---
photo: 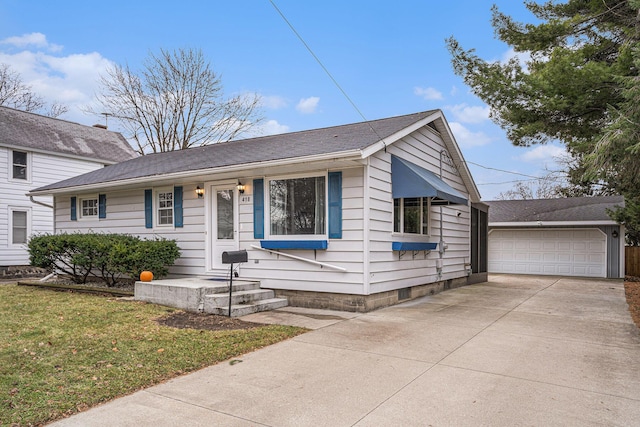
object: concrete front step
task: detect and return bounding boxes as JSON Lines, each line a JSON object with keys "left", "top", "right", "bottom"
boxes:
{"left": 206, "top": 297, "right": 289, "bottom": 317}
{"left": 203, "top": 289, "right": 277, "bottom": 309}
{"left": 135, "top": 277, "right": 287, "bottom": 316}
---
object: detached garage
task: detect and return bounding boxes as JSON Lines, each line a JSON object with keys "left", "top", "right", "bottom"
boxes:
{"left": 486, "top": 196, "right": 625, "bottom": 279}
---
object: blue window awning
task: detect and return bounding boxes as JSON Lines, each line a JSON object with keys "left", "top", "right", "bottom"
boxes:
{"left": 391, "top": 156, "right": 468, "bottom": 205}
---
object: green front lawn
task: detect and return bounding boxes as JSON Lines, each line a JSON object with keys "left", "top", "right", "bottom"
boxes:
{"left": 0, "top": 284, "right": 305, "bottom": 426}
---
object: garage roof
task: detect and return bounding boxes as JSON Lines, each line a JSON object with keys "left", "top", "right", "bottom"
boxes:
{"left": 486, "top": 196, "right": 624, "bottom": 223}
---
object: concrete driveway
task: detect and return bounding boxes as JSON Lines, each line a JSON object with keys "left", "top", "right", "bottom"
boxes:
{"left": 51, "top": 274, "right": 640, "bottom": 426}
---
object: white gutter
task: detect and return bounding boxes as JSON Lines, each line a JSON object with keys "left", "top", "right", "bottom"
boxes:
{"left": 28, "top": 149, "right": 364, "bottom": 196}
{"left": 29, "top": 195, "right": 53, "bottom": 209}
{"left": 250, "top": 245, "right": 347, "bottom": 272}
{"left": 490, "top": 221, "right": 618, "bottom": 227}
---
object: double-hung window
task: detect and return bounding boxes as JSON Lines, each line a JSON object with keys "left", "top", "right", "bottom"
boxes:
{"left": 269, "top": 176, "right": 325, "bottom": 236}
{"left": 157, "top": 191, "right": 174, "bottom": 226}
{"left": 80, "top": 197, "right": 98, "bottom": 218}
{"left": 11, "top": 210, "right": 28, "bottom": 245}
{"left": 394, "top": 197, "right": 430, "bottom": 235}
{"left": 12, "top": 150, "right": 28, "bottom": 180}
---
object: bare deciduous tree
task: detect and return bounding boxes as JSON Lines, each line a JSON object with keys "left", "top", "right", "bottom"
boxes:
{"left": 90, "top": 48, "right": 262, "bottom": 154}
{"left": 496, "top": 173, "right": 566, "bottom": 200}
{"left": 0, "top": 63, "right": 68, "bottom": 117}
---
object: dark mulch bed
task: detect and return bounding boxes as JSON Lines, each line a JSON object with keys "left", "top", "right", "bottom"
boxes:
{"left": 156, "top": 311, "right": 265, "bottom": 331}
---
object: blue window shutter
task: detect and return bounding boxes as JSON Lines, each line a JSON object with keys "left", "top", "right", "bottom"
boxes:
{"left": 328, "top": 171, "right": 342, "bottom": 239}
{"left": 144, "top": 189, "right": 153, "bottom": 229}
{"left": 98, "top": 194, "right": 107, "bottom": 219}
{"left": 253, "top": 178, "right": 264, "bottom": 239}
{"left": 70, "top": 196, "right": 77, "bottom": 221}
{"left": 174, "top": 186, "right": 183, "bottom": 228}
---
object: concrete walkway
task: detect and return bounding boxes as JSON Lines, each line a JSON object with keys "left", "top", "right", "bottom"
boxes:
{"left": 50, "top": 275, "right": 640, "bottom": 426}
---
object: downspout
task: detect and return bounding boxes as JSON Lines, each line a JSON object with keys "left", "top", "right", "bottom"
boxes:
{"left": 29, "top": 195, "right": 53, "bottom": 209}
{"left": 363, "top": 158, "right": 371, "bottom": 295}
{"left": 437, "top": 151, "right": 445, "bottom": 279}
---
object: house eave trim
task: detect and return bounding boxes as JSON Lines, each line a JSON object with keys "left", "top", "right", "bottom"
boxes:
{"left": 359, "top": 111, "right": 441, "bottom": 159}
{"left": 28, "top": 149, "right": 363, "bottom": 196}
{"left": 489, "top": 220, "right": 619, "bottom": 227}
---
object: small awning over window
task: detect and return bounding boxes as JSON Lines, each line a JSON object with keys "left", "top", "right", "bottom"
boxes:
{"left": 391, "top": 156, "right": 468, "bottom": 205}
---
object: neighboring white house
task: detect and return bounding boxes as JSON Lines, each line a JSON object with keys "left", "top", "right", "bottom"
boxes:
{"left": 0, "top": 106, "right": 137, "bottom": 270}
{"left": 486, "top": 196, "right": 625, "bottom": 279}
{"left": 29, "top": 110, "right": 488, "bottom": 310}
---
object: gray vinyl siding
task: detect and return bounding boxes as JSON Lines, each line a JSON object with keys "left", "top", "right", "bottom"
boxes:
{"left": 46, "top": 122, "right": 476, "bottom": 295}
{"left": 367, "top": 126, "right": 471, "bottom": 293}
{"left": 53, "top": 168, "right": 368, "bottom": 293}
{"left": 1, "top": 147, "right": 106, "bottom": 266}
{"left": 600, "top": 225, "right": 623, "bottom": 279}
{"left": 55, "top": 186, "right": 207, "bottom": 276}
{"left": 239, "top": 167, "right": 366, "bottom": 295}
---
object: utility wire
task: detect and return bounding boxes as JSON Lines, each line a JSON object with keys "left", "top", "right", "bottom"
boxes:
{"left": 465, "top": 160, "right": 543, "bottom": 179}
{"left": 478, "top": 178, "right": 540, "bottom": 186}
{"left": 269, "top": 0, "right": 366, "bottom": 122}
{"left": 269, "top": 1, "right": 566, "bottom": 181}
{"left": 268, "top": 0, "right": 389, "bottom": 148}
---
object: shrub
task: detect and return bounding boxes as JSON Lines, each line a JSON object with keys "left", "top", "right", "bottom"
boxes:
{"left": 28, "top": 233, "right": 181, "bottom": 286}
{"left": 109, "top": 237, "right": 181, "bottom": 280}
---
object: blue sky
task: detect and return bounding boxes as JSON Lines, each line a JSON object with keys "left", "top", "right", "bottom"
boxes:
{"left": 0, "top": 0, "right": 567, "bottom": 199}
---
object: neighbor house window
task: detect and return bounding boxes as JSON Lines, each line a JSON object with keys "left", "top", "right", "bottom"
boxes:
{"left": 11, "top": 210, "right": 28, "bottom": 244}
{"left": 80, "top": 197, "right": 98, "bottom": 218}
{"left": 270, "top": 176, "right": 325, "bottom": 235}
{"left": 12, "top": 150, "right": 28, "bottom": 180}
{"left": 157, "top": 191, "right": 174, "bottom": 225}
{"left": 394, "top": 197, "right": 430, "bottom": 235}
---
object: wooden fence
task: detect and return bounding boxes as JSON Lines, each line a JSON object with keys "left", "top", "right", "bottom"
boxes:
{"left": 626, "top": 246, "right": 640, "bottom": 276}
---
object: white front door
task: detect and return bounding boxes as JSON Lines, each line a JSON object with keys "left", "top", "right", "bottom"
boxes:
{"left": 211, "top": 186, "right": 239, "bottom": 270}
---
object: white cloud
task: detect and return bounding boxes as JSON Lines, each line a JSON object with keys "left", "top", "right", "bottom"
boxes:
{"left": 446, "top": 103, "right": 490, "bottom": 124}
{"left": 519, "top": 145, "right": 567, "bottom": 164}
{"left": 255, "top": 119, "right": 290, "bottom": 136}
{"left": 261, "top": 95, "right": 288, "bottom": 110}
{"left": 0, "top": 37, "right": 114, "bottom": 124}
{"left": 413, "top": 86, "right": 443, "bottom": 101}
{"left": 500, "top": 47, "right": 532, "bottom": 70}
{"left": 448, "top": 122, "right": 492, "bottom": 148}
{"left": 296, "top": 96, "right": 319, "bottom": 114}
{"left": 0, "top": 32, "right": 63, "bottom": 52}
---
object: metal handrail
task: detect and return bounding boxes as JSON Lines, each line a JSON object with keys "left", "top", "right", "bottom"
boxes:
{"left": 250, "top": 245, "right": 347, "bottom": 272}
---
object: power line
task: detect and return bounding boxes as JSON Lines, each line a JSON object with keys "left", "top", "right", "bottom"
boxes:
{"left": 465, "top": 160, "right": 542, "bottom": 179}
{"left": 269, "top": 1, "right": 366, "bottom": 122}
{"left": 268, "top": 0, "right": 389, "bottom": 149}
{"left": 269, "top": 1, "right": 568, "bottom": 185}
{"left": 478, "top": 178, "right": 540, "bottom": 186}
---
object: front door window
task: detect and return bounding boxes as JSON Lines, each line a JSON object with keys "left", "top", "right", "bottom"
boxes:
{"left": 217, "top": 190, "right": 234, "bottom": 239}
{"left": 211, "top": 186, "right": 239, "bottom": 270}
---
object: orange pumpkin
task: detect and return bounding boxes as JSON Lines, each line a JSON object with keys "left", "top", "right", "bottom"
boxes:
{"left": 140, "top": 271, "right": 154, "bottom": 282}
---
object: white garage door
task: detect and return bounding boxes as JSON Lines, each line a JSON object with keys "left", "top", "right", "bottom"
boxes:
{"left": 488, "top": 229, "right": 606, "bottom": 278}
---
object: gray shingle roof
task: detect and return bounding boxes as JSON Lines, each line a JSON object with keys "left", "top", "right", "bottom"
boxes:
{"left": 0, "top": 106, "right": 137, "bottom": 164}
{"left": 486, "top": 196, "right": 624, "bottom": 223}
{"left": 32, "top": 110, "right": 436, "bottom": 192}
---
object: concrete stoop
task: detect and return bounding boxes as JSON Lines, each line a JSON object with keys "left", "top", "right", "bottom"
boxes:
{"left": 135, "top": 278, "right": 288, "bottom": 317}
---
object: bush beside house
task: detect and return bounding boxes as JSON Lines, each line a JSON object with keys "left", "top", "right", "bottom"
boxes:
{"left": 28, "top": 233, "right": 180, "bottom": 286}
